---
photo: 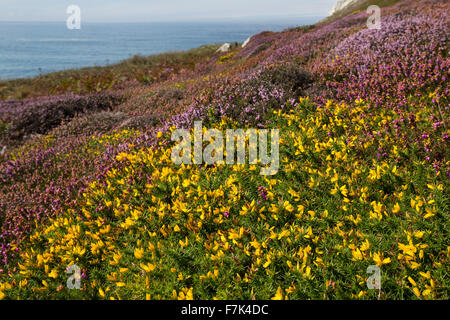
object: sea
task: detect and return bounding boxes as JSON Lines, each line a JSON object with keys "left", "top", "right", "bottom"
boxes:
{"left": 0, "top": 18, "right": 321, "bottom": 80}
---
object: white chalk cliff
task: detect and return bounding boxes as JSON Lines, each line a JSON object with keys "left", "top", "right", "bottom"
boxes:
{"left": 329, "top": 0, "right": 360, "bottom": 16}
{"left": 216, "top": 43, "right": 231, "bottom": 53}
{"left": 241, "top": 37, "right": 252, "bottom": 48}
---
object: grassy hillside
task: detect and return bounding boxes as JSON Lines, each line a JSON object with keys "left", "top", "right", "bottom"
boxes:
{"left": 0, "top": 0, "right": 448, "bottom": 300}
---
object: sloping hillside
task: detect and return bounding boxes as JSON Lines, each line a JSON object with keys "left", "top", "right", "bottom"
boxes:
{"left": 323, "top": 0, "right": 402, "bottom": 23}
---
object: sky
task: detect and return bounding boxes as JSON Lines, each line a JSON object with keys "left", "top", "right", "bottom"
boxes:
{"left": 0, "top": 0, "right": 337, "bottom": 22}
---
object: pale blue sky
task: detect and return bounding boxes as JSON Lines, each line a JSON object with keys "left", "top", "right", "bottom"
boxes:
{"left": 0, "top": 0, "right": 337, "bottom": 22}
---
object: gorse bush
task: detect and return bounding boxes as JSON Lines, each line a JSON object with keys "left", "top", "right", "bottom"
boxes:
{"left": 0, "top": 120, "right": 10, "bottom": 138}
{"left": 238, "top": 32, "right": 281, "bottom": 59}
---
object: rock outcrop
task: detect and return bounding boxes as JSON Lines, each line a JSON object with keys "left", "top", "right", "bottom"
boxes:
{"left": 329, "top": 0, "right": 360, "bottom": 16}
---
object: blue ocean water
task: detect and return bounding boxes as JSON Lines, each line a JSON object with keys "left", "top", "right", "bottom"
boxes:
{"left": 0, "top": 19, "right": 320, "bottom": 80}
